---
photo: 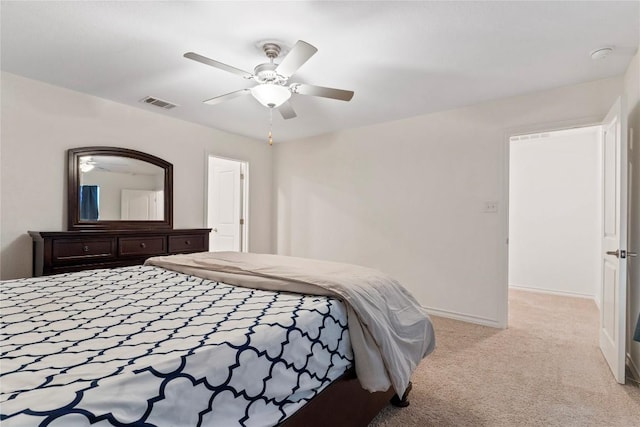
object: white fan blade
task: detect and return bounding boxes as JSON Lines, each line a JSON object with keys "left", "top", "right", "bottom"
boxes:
{"left": 292, "top": 83, "right": 354, "bottom": 101}
{"left": 184, "top": 52, "right": 254, "bottom": 79}
{"left": 203, "top": 89, "right": 251, "bottom": 105}
{"left": 279, "top": 101, "right": 297, "bottom": 120}
{"left": 275, "top": 40, "right": 318, "bottom": 78}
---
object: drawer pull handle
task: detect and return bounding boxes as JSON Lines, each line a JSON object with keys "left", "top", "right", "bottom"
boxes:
{"left": 185, "top": 240, "right": 191, "bottom": 245}
{"left": 140, "top": 242, "right": 146, "bottom": 249}
{"left": 82, "top": 245, "right": 89, "bottom": 253}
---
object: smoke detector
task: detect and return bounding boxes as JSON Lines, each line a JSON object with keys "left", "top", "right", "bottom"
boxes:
{"left": 590, "top": 47, "right": 614, "bottom": 60}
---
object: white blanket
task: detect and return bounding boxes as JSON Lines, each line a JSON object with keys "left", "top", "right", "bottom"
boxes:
{"left": 145, "top": 252, "right": 436, "bottom": 396}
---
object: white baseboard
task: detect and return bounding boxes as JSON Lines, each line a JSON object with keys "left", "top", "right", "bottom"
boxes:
{"left": 423, "top": 306, "right": 502, "bottom": 329}
{"left": 425, "top": 285, "right": 598, "bottom": 330}
{"left": 509, "top": 284, "right": 596, "bottom": 301}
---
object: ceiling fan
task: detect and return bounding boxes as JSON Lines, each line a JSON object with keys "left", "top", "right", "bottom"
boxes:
{"left": 184, "top": 40, "right": 354, "bottom": 120}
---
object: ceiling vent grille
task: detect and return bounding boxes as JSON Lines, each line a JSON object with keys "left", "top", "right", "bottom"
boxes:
{"left": 140, "top": 96, "right": 177, "bottom": 109}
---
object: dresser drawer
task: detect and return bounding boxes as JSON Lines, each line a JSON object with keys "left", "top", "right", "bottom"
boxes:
{"left": 30, "top": 229, "right": 211, "bottom": 276}
{"left": 52, "top": 238, "right": 116, "bottom": 263}
{"left": 118, "top": 236, "right": 166, "bottom": 257}
{"left": 168, "top": 234, "right": 207, "bottom": 253}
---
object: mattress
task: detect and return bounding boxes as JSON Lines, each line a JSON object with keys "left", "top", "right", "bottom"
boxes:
{"left": 0, "top": 266, "right": 353, "bottom": 426}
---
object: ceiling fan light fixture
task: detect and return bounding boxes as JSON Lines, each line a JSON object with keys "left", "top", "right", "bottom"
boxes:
{"left": 251, "top": 84, "right": 291, "bottom": 108}
{"left": 80, "top": 163, "right": 94, "bottom": 173}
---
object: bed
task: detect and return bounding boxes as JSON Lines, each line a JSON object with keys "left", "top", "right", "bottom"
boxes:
{"left": 1, "top": 252, "right": 435, "bottom": 426}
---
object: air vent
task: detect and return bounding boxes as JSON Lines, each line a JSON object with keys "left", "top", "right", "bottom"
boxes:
{"left": 140, "top": 96, "right": 177, "bottom": 109}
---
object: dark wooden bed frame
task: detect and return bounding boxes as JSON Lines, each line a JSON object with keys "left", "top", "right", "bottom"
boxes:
{"left": 280, "top": 368, "right": 412, "bottom": 426}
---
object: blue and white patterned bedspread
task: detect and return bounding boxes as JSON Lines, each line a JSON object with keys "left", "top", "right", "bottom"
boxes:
{"left": 0, "top": 266, "right": 353, "bottom": 426}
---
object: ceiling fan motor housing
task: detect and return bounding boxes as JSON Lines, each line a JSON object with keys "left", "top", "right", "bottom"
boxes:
{"left": 253, "top": 63, "right": 288, "bottom": 85}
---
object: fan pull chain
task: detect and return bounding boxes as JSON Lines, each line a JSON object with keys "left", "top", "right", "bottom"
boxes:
{"left": 268, "top": 108, "right": 273, "bottom": 146}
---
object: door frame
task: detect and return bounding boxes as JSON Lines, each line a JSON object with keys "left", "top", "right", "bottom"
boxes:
{"left": 205, "top": 153, "right": 249, "bottom": 252}
{"left": 499, "top": 115, "right": 604, "bottom": 328}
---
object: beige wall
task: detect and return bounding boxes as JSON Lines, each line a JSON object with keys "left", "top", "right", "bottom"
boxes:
{"left": 624, "top": 51, "right": 640, "bottom": 376}
{"left": 0, "top": 72, "right": 273, "bottom": 279}
{"left": 274, "top": 76, "right": 622, "bottom": 327}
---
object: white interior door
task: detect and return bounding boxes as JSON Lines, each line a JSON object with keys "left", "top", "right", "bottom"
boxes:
{"left": 599, "top": 96, "right": 628, "bottom": 384}
{"left": 121, "top": 189, "right": 161, "bottom": 220}
{"left": 208, "top": 157, "right": 242, "bottom": 252}
{"left": 155, "top": 191, "right": 164, "bottom": 220}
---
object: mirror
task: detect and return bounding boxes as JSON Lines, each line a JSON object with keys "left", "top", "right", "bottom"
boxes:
{"left": 68, "top": 147, "right": 173, "bottom": 230}
{"left": 78, "top": 156, "right": 165, "bottom": 221}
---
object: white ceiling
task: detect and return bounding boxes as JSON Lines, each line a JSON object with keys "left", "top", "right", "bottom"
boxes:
{"left": 1, "top": 1, "right": 638, "bottom": 142}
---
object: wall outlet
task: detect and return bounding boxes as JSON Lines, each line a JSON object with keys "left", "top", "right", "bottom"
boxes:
{"left": 483, "top": 201, "right": 499, "bottom": 213}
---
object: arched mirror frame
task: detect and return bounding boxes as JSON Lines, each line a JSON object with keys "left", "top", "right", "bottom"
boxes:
{"left": 68, "top": 146, "right": 173, "bottom": 230}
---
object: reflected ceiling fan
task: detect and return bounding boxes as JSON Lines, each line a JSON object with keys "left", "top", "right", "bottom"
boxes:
{"left": 184, "top": 40, "right": 354, "bottom": 120}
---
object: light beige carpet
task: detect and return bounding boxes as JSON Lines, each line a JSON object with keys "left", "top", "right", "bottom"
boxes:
{"left": 370, "top": 289, "right": 640, "bottom": 426}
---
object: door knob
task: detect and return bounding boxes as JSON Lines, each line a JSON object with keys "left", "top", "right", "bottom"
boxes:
{"left": 213, "top": 228, "right": 218, "bottom": 233}
{"left": 606, "top": 249, "right": 637, "bottom": 259}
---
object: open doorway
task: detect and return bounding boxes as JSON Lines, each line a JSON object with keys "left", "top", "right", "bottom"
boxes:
{"left": 508, "top": 126, "right": 602, "bottom": 302}
{"left": 505, "top": 99, "right": 631, "bottom": 384}
{"left": 206, "top": 155, "right": 248, "bottom": 252}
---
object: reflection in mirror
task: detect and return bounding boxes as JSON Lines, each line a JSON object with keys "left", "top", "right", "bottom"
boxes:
{"left": 78, "top": 155, "right": 165, "bottom": 221}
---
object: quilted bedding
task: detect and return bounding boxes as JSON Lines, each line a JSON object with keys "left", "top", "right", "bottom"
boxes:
{"left": 0, "top": 266, "right": 352, "bottom": 427}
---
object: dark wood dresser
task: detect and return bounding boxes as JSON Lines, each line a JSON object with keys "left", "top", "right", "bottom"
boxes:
{"left": 29, "top": 229, "right": 210, "bottom": 276}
